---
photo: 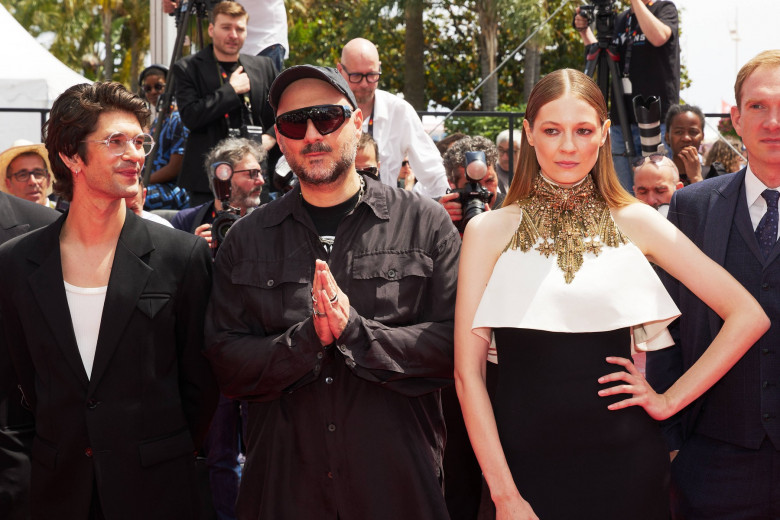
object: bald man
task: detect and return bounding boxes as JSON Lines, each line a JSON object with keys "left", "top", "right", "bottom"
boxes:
{"left": 633, "top": 155, "right": 684, "bottom": 216}
{"left": 337, "top": 38, "right": 449, "bottom": 197}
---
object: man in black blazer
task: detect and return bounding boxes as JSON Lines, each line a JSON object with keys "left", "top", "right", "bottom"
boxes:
{"left": 173, "top": 1, "right": 277, "bottom": 206}
{"left": 647, "top": 50, "right": 780, "bottom": 518}
{"left": 0, "top": 193, "right": 58, "bottom": 520}
{"left": 0, "top": 82, "right": 218, "bottom": 519}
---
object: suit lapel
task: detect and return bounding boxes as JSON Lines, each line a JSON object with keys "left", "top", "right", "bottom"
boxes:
{"left": 702, "top": 171, "right": 745, "bottom": 339}
{"left": 27, "top": 215, "right": 90, "bottom": 387}
{"left": 0, "top": 195, "right": 29, "bottom": 242}
{"left": 88, "top": 212, "right": 154, "bottom": 393}
{"left": 734, "top": 182, "right": 766, "bottom": 264}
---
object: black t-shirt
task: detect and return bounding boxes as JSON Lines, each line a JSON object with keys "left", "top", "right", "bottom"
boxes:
{"left": 218, "top": 60, "right": 245, "bottom": 129}
{"left": 610, "top": 0, "right": 680, "bottom": 125}
{"left": 302, "top": 189, "right": 362, "bottom": 255}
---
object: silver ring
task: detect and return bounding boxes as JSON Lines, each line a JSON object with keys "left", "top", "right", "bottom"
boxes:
{"left": 313, "top": 309, "right": 324, "bottom": 317}
{"left": 329, "top": 292, "right": 338, "bottom": 304}
{"left": 311, "top": 293, "right": 318, "bottom": 304}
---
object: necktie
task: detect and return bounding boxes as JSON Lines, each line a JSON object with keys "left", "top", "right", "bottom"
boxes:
{"left": 755, "top": 189, "right": 780, "bottom": 259}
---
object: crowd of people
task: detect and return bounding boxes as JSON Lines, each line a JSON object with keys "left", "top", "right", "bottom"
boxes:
{"left": 0, "top": 1, "right": 778, "bottom": 519}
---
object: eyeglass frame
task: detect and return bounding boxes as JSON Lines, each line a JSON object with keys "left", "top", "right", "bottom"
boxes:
{"left": 339, "top": 63, "right": 381, "bottom": 84}
{"left": 81, "top": 132, "right": 155, "bottom": 157}
{"left": 233, "top": 168, "right": 263, "bottom": 180}
{"left": 631, "top": 153, "right": 668, "bottom": 169}
{"left": 6, "top": 168, "right": 50, "bottom": 183}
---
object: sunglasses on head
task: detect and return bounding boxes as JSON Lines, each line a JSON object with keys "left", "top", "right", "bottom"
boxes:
{"left": 275, "top": 105, "right": 352, "bottom": 140}
{"left": 632, "top": 153, "right": 666, "bottom": 168}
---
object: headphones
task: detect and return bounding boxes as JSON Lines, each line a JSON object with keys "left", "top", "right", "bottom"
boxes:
{"left": 138, "top": 64, "right": 169, "bottom": 87}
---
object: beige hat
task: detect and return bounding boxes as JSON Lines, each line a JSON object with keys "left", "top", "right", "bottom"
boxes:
{"left": 0, "top": 139, "right": 53, "bottom": 196}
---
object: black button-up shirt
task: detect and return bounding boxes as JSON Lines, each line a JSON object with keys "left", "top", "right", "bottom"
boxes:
{"left": 205, "top": 175, "right": 460, "bottom": 520}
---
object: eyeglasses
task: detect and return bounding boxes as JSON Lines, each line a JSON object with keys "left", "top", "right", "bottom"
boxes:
{"left": 632, "top": 153, "right": 666, "bottom": 168}
{"left": 143, "top": 82, "right": 165, "bottom": 93}
{"left": 339, "top": 63, "right": 381, "bottom": 84}
{"left": 233, "top": 168, "right": 263, "bottom": 180}
{"left": 358, "top": 166, "right": 378, "bottom": 179}
{"left": 275, "top": 105, "right": 353, "bottom": 140}
{"left": 82, "top": 132, "right": 155, "bottom": 156}
{"left": 7, "top": 168, "right": 49, "bottom": 183}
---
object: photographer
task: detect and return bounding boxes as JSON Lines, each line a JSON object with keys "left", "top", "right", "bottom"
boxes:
{"left": 575, "top": 0, "right": 680, "bottom": 190}
{"left": 438, "top": 135, "right": 503, "bottom": 231}
{"left": 171, "top": 137, "right": 264, "bottom": 251}
{"left": 173, "top": 1, "right": 277, "bottom": 206}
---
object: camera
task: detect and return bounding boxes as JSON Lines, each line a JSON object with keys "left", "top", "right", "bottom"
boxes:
{"left": 576, "top": 0, "right": 617, "bottom": 41}
{"left": 209, "top": 162, "right": 242, "bottom": 256}
{"left": 448, "top": 151, "right": 493, "bottom": 233}
{"left": 632, "top": 95, "right": 666, "bottom": 156}
{"left": 227, "top": 125, "right": 264, "bottom": 146}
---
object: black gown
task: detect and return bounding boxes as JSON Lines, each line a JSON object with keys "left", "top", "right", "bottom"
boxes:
{"left": 493, "top": 327, "right": 670, "bottom": 520}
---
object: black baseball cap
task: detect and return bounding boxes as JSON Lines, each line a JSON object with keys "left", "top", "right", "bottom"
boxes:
{"left": 268, "top": 65, "right": 358, "bottom": 115}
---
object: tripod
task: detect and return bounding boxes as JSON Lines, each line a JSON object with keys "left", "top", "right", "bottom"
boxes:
{"left": 583, "top": 20, "right": 636, "bottom": 164}
{"left": 142, "top": 0, "right": 211, "bottom": 184}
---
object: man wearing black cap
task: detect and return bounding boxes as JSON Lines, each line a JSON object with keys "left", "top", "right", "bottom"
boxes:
{"left": 205, "top": 65, "right": 459, "bottom": 519}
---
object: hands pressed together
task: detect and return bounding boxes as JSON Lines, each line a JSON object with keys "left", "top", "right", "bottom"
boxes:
{"left": 311, "top": 259, "right": 350, "bottom": 346}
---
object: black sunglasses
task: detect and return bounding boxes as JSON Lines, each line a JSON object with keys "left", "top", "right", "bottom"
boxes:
{"left": 358, "top": 166, "right": 379, "bottom": 179}
{"left": 275, "top": 105, "right": 352, "bottom": 140}
{"left": 632, "top": 153, "right": 666, "bottom": 168}
{"left": 143, "top": 82, "right": 165, "bottom": 93}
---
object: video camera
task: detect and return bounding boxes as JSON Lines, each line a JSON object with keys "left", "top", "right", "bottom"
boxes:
{"left": 172, "top": 0, "right": 221, "bottom": 26}
{"left": 209, "top": 162, "right": 242, "bottom": 255}
{"left": 448, "top": 151, "right": 493, "bottom": 233}
{"left": 577, "top": 0, "right": 618, "bottom": 41}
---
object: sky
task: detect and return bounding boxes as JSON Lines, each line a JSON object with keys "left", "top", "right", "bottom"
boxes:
{"left": 678, "top": 0, "right": 780, "bottom": 116}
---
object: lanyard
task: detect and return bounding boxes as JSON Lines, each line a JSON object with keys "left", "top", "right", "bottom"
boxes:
{"left": 215, "top": 57, "right": 255, "bottom": 126}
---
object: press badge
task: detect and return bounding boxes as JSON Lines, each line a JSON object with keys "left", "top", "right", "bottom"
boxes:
{"left": 622, "top": 77, "right": 633, "bottom": 96}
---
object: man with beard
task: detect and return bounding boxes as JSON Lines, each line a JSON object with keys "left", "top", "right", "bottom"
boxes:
{"left": 337, "top": 38, "right": 449, "bottom": 197}
{"left": 204, "top": 65, "right": 459, "bottom": 520}
{"left": 170, "top": 137, "right": 265, "bottom": 251}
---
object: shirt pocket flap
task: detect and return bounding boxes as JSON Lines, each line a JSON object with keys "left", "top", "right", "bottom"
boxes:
{"left": 352, "top": 251, "right": 433, "bottom": 281}
{"left": 231, "top": 259, "right": 311, "bottom": 289}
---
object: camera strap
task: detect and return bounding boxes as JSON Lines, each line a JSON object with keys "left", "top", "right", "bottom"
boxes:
{"left": 622, "top": 13, "right": 635, "bottom": 78}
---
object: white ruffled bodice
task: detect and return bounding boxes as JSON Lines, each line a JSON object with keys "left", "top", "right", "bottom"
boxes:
{"left": 472, "top": 235, "right": 680, "bottom": 363}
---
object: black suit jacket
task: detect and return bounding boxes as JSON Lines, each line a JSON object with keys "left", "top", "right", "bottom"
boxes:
{"left": 646, "top": 169, "right": 773, "bottom": 450}
{"left": 0, "top": 210, "right": 218, "bottom": 519}
{"left": 0, "top": 193, "right": 58, "bottom": 520}
{"left": 173, "top": 44, "right": 277, "bottom": 195}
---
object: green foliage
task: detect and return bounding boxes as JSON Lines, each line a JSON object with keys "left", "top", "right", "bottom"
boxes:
{"left": 1, "top": 0, "right": 150, "bottom": 86}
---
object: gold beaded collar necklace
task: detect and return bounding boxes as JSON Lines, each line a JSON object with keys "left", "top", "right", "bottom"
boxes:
{"left": 504, "top": 174, "right": 628, "bottom": 283}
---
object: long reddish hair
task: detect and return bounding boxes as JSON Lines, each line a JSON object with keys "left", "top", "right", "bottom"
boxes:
{"left": 502, "top": 68, "right": 634, "bottom": 208}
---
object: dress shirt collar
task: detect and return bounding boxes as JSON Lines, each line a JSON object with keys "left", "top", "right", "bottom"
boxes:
{"left": 744, "top": 163, "right": 773, "bottom": 210}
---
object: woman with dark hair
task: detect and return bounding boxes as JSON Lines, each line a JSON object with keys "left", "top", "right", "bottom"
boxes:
{"left": 454, "top": 69, "right": 768, "bottom": 519}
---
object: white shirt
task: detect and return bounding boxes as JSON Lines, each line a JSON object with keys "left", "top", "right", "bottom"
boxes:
{"left": 363, "top": 89, "right": 450, "bottom": 198}
{"left": 141, "top": 210, "right": 174, "bottom": 228}
{"left": 64, "top": 281, "right": 108, "bottom": 379}
{"left": 242, "top": 0, "right": 289, "bottom": 57}
{"left": 744, "top": 164, "right": 780, "bottom": 238}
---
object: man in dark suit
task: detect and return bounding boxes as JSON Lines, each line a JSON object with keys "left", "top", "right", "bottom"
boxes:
{"left": 647, "top": 50, "right": 780, "bottom": 518}
{"left": 0, "top": 82, "right": 218, "bottom": 519}
{"left": 0, "top": 193, "right": 58, "bottom": 520}
{"left": 173, "top": 0, "right": 277, "bottom": 206}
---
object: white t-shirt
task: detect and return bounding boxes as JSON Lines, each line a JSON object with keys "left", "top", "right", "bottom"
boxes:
{"left": 242, "top": 0, "right": 289, "bottom": 57}
{"left": 64, "top": 281, "right": 107, "bottom": 379}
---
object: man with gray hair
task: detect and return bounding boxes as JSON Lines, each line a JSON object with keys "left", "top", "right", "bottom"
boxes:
{"left": 438, "top": 135, "right": 503, "bottom": 229}
{"left": 171, "top": 137, "right": 266, "bottom": 248}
